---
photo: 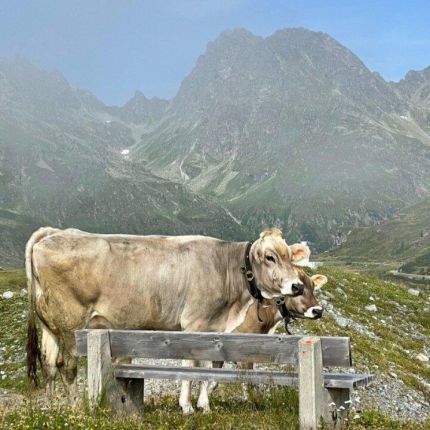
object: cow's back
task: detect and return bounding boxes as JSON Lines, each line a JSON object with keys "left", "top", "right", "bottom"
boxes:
{"left": 31, "top": 229, "right": 235, "bottom": 333}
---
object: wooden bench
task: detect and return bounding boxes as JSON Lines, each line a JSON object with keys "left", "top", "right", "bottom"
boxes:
{"left": 75, "top": 329, "right": 372, "bottom": 429}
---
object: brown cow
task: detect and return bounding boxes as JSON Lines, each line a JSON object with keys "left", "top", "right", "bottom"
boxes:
{"left": 190, "top": 270, "right": 328, "bottom": 412}
{"left": 25, "top": 226, "right": 310, "bottom": 412}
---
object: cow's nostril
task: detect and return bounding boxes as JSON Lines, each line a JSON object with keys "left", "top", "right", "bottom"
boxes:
{"left": 312, "top": 308, "right": 323, "bottom": 318}
{"left": 291, "top": 282, "right": 304, "bottom": 296}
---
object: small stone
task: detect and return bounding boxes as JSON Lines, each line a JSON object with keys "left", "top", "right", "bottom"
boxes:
{"left": 369, "top": 296, "right": 375, "bottom": 301}
{"left": 389, "top": 371, "right": 398, "bottom": 379}
{"left": 365, "top": 304, "right": 377, "bottom": 312}
{"left": 335, "top": 316, "right": 350, "bottom": 328}
{"left": 408, "top": 288, "right": 420, "bottom": 297}
{"left": 1, "top": 291, "right": 14, "bottom": 299}
{"left": 20, "top": 288, "right": 27, "bottom": 296}
{"left": 416, "top": 353, "right": 429, "bottom": 362}
{"left": 335, "top": 287, "right": 347, "bottom": 298}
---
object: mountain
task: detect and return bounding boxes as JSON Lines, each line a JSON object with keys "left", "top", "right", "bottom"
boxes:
{"left": 2, "top": 28, "right": 430, "bottom": 266}
{"left": 0, "top": 58, "right": 247, "bottom": 267}
{"left": 135, "top": 28, "right": 430, "bottom": 249}
{"left": 107, "top": 90, "right": 168, "bottom": 124}
{"left": 392, "top": 65, "right": 430, "bottom": 135}
{"left": 327, "top": 198, "right": 430, "bottom": 275}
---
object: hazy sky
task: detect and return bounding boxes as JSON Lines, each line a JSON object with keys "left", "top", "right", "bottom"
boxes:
{"left": 1, "top": 0, "right": 429, "bottom": 105}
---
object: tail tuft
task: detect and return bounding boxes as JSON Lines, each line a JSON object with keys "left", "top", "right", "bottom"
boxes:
{"left": 26, "top": 317, "right": 41, "bottom": 386}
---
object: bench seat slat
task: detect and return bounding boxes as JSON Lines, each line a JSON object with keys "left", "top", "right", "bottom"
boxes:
{"left": 113, "top": 364, "right": 372, "bottom": 389}
{"left": 75, "top": 330, "right": 352, "bottom": 367}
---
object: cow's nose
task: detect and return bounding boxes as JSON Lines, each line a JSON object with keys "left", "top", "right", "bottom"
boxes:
{"left": 291, "top": 282, "right": 304, "bottom": 296}
{"left": 312, "top": 308, "right": 323, "bottom": 319}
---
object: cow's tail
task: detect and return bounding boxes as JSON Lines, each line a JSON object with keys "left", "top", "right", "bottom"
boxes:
{"left": 25, "top": 227, "right": 59, "bottom": 386}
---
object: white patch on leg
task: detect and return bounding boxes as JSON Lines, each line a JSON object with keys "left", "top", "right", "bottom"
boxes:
{"left": 197, "top": 361, "right": 212, "bottom": 413}
{"left": 41, "top": 326, "right": 59, "bottom": 396}
{"left": 179, "top": 360, "right": 195, "bottom": 414}
{"left": 197, "top": 381, "right": 211, "bottom": 412}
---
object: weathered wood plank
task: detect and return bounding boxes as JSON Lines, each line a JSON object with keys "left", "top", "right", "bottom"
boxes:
{"left": 299, "top": 337, "right": 324, "bottom": 430}
{"left": 112, "top": 364, "right": 371, "bottom": 389}
{"left": 75, "top": 330, "right": 351, "bottom": 367}
{"left": 85, "top": 330, "right": 144, "bottom": 416}
{"left": 87, "top": 330, "right": 111, "bottom": 406}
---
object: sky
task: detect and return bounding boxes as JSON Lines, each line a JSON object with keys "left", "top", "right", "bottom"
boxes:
{"left": 0, "top": 0, "right": 429, "bottom": 105}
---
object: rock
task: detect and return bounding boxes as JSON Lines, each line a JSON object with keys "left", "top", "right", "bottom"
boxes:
{"left": 19, "top": 288, "right": 27, "bottom": 296}
{"left": 335, "top": 287, "right": 347, "bottom": 298}
{"left": 1, "top": 291, "right": 14, "bottom": 299}
{"left": 408, "top": 288, "right": 420, "bottom": 297}
{"left": 335, "top": 316, "right": 350, "bottom": 328}
{"left": 365, "top": 304, "right": 377, "bottom": 312}
{"left": 369, "top": 296, "right": 375, "bottom": 301}
{"left": 416, "top": 353, "right": 429, "bottom": 363}
{"left": 389, "top": 372, "right": 398, "bottom": 379}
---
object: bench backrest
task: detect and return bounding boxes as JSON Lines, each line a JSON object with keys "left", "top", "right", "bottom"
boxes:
{"left": 75, "top": 330, "right": 352, "bottom": 367}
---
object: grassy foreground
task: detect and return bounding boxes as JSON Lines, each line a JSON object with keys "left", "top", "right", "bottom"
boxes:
{"left": 1, "top": 390, "right": 429, "bottom": 430}
{"left": 0, "top": 268, "right": 429, "bottom": 429}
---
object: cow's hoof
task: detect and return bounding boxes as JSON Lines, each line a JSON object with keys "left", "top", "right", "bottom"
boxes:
{"left": 181, "top": 404, "right": 195, "bottom": 415}
{"left": 198, "top": 404, "right": 211, "bottom": 414}
{"left": 197, "top": 401, "right": 211, "bottom": 413}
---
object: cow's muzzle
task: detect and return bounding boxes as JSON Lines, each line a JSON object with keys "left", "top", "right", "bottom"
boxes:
{"left": 291, "top": 282, "right": 304, "bottom": 296}
{"left": 312, "top": 308, "right": 323, "bottom": 319}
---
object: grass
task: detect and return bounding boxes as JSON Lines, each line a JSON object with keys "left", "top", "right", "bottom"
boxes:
{"left": 1, "top": 391, "right": 429, "bottom": 430}
{"left": 0, "top": 269, "right": 28, "bottom": 392}
{"left": 296, "top": 267, "right": 430, "bottom": 398}
{"left": 0, "top": 268, "right": 429, "bottom": 428}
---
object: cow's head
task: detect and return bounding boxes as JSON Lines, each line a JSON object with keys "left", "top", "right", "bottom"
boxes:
{"left": 285, "top": 271, "right": 328, "bottom": 319}
{"left": 251, "top": 228, "right": 311, "bottom": 299}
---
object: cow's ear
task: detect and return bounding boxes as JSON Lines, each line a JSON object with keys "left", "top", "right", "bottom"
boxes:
{"left": 289, "top": 243, "right": 311, "bottom": 266}
{"left": 311, "top": 274, "right": 328, "bottom": 290}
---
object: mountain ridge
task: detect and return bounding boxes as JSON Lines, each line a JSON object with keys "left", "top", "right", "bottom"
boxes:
{"left": 1, "top": 27, "right": 430, "bottom": 266}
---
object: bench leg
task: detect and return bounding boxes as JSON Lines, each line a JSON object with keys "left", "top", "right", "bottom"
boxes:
{"left": 298, "top": 337, "right": 324, "bottom": 430}
{"left": 107, "top": 377, "right": 144, "bottom": 416}
{"left": 86, "top": 330, "right": 144, "bottom": 416}
{"left": 324, "top": 387, "right": 350, "bottom": 427}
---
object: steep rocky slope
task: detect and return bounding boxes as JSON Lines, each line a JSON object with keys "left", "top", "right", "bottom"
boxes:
{"left": 135, "top": 28, "right": 430, "bottom": 249}
{"left": 0, "top": 58, "right": 247, "bottom": 267}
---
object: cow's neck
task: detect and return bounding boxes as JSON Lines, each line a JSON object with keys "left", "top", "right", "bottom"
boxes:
{"left": 222, "top": 242, "right": 258, "bottom": 332}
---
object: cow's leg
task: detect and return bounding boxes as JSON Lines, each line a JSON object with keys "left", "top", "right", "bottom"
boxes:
{"left": 40, "top": 325, "right": 59, "bottom": 397}
{"left": 237, "top": 362, "right": 254, "bottom": 400}
{"left": 58, "top": 349, "right": 78, "bottom": 404}
{"left": 207, "top": 361, "right": 223, "bottom": 395}
{"left": 196, "top": 360, "right": 212, "bottom": 413}
{"left": 179, "top": 360, "right": 197, "bottom": 415}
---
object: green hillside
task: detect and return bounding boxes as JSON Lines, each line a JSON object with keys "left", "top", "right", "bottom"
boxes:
{"left": 0, "top": 267, "right": 429, "bottom": 428}
{"left": 328, "top": 199, "right": 430, "bottom": 275}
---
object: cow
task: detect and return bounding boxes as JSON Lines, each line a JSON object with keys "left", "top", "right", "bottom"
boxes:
{"left": 25, "top": 226, "right": 310, "bottom": 408}
{"left": 186, "top": 270, "right": 328, "bottom": 413}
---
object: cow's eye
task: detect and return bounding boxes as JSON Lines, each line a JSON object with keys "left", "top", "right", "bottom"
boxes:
{"left": 265, "top": 255, "right": 276, "bottom": 263}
